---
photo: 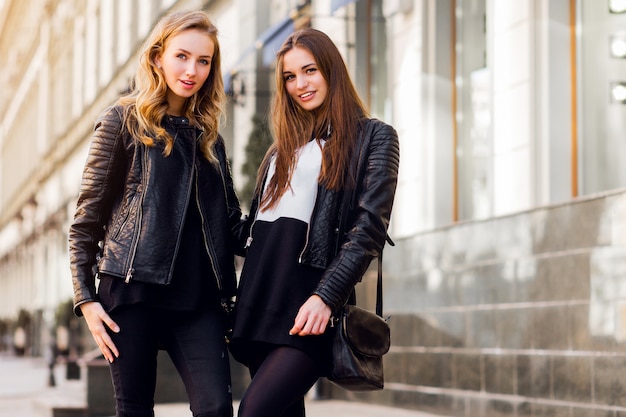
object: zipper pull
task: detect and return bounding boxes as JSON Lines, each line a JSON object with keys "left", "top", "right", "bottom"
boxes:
{"left": 245, "top": 236, "right": 253, "bottom": 248}
{"left": 125, "top": 268, "right": 134, "bottom": 284}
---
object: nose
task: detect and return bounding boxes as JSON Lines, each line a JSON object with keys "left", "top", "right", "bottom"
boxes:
{"left": 186, "top": 62, "right": 197, "bottom": 77}
{"left": 296, "top": 75, "right": 307, "bottom": 89}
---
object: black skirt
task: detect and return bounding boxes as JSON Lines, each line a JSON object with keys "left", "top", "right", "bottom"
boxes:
{"left": 229, "top": 218, "right": 334, "bottom": 372}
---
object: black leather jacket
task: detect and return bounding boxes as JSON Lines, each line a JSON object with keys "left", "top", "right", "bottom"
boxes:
{"left": 245, "top": 118, "right": 399, "bottom": 315}
{"left": 69, "top": 105, "right": 242, "bottom": 315}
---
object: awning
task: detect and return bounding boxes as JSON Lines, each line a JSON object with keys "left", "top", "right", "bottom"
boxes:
{"left": 331, "top": 0, "right": 358, "bottom": 14}
{"left": 258, "top": 16, "right": 295, "bottom": 66}
{"left": 224, "top": 13, "right": 297, "bottom": 94}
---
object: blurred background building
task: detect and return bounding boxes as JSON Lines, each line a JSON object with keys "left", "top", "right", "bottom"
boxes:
{"left": 1, "top": 0, "right": 626, "bottom": 415}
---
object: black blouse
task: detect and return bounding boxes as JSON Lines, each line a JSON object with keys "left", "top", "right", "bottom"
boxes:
{"left": 97, "top": 116, "right": 219, "bottom": 312}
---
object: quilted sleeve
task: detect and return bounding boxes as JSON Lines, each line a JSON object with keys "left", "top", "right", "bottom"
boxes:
{"left": 313, "top": 120, "right": 400, "bottom": 314}
{"left": 68, "top": 106, "right": 127, "bottom": 315}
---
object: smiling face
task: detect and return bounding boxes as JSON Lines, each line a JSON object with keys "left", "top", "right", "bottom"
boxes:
{"left": 282, "top": 46, "right": 328, "bottom": 113}
{"left": 155, "top": 28, "right": 214, "bottom": 116}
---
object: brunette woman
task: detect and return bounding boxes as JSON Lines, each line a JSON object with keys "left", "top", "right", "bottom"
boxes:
{"left": 230, "top": 28, "right": 400, "bottom": 417}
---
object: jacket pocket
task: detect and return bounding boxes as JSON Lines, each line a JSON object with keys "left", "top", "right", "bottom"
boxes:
{"left": 111, "top": 190, "right": 140, "bottom": 241}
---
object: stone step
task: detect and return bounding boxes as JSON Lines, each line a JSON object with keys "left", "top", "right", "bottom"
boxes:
{"left": 32, "top": 379, "right": 86, "bottom": 417}
{"left": 51, "top": 407, "right": 88, "bottom": 417}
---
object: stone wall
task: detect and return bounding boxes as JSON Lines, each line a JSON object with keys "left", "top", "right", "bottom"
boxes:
{"left": 322, "top": 189, "right": 626, "bottom": 416}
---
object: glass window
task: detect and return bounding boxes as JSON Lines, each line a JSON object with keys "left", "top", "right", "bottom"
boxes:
{"left": 354, "top": 0, "right": 388, "bottom": 119}
{"left": 421, "top": 0, "right": 455, "bottom": 228}
{"left": 579, "top": 0, "right": 626, "bottom": 194}
{"left": 455, "top": 0, "right": 491, "bottom": 221}
{"left": 352, "top": 0, "right": 388, "bottom": 119}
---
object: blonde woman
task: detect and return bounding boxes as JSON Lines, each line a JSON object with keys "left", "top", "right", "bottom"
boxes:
{"left": 69, "top": 10, "right": 241, "bottom": 417}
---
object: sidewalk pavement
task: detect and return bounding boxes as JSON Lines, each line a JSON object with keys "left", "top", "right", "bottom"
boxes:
{"left": 153, "top": 400, "right": 442, "bottom": 417}
{"left": 0, "top": 353, "right": 442, "bottom": 417}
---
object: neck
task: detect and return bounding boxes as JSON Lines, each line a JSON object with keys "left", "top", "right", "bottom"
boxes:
{"left": 166, "top": 93, "right": 185, "bottom": 117}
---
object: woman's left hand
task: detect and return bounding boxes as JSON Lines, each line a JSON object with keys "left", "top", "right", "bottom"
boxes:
{"left": 289, "top": 295, "right": 332, "bottom": 336}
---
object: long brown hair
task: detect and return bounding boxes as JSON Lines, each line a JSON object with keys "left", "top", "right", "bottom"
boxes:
{"left": 119, "top": 10, "right": 225, "bottom": 164}
{"left": 259, "top": 28, "right": 368, "bottom": 210}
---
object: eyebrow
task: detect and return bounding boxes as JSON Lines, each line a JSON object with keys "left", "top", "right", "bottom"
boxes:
{"left": 282, "top": 62, "right": 315, "bottom": 75}
{"left": 176, "top": 48, "right": 212, "bottom": 59}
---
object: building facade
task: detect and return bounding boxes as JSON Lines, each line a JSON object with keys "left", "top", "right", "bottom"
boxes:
{"left": 1, "top": 0, "right": 626, "bottom": 415}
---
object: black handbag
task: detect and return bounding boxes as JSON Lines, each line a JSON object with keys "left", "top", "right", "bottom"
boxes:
{"left": 327, "top": 255, "right": 391, "bottom": 391}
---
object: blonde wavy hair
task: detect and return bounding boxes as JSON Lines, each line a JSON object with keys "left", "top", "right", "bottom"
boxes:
{"left": 119, "top": 10, "right": 225, "bottom": 164}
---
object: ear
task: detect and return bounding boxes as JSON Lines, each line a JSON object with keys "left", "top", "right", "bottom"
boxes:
{"left": 154, "top": 57, "right": 162, "bottom": 69}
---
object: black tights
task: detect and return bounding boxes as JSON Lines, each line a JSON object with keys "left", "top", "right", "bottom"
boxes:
{"left": 237, "top": 346, "right": 320, "bottom": 417}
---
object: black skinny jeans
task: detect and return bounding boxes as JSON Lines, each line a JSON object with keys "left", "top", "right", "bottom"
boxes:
{"left": 107, "top": 304, "right": 233, "bottom": 417}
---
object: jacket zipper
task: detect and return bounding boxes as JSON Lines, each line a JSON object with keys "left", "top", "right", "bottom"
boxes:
{"left": 245, "top": 156, "right": 272, "bottom": 249}
{"left": 195, "top": 168, "right": 223, "bottom": 292}
{"left": 200, "top": 134, "right": 226, "bottom": 292}
{"left": 113, "top": 193, "right": 138, "bottom": 241}
{"left": 297, "top": 221, "right": 312, "bottom": 263}
{"left": 125, "top": 147, "right": 149, "bottom": 283}
{"left": 164, "top": 132, "right": 195, "bottom": 287}
{"left": 244, "top": 186, "right": 265, "bottom": 249}
{"left": 217, "top": 147, "right": 240, "bottom": 253}
{"left": 245, "top": 218, "right": 256, "bottom": 249}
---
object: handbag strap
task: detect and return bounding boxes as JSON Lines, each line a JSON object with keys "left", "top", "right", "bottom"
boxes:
{"left": 375, "top": 235, "right": 394, "bottom": 317}
{"left": 338, "top": 159, "right": 393, "bottom": 319}
{"left": 376, "top": 253, "right": 383, "bottom": 317}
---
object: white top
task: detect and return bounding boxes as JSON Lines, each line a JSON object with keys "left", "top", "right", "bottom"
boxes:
{"left": 257, "top": 139, "right": 325, "bottom": 224}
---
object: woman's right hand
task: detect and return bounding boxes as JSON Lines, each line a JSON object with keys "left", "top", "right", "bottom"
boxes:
{"left": 80, "top": 301, "right": 120, "bottom": 362}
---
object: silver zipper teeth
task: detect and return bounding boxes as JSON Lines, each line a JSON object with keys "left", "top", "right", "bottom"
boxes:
{"left": 245, "top": 191, "right": 262, "bottom": 249}
{"left": 125, "top": 205, "right": 141, "bottom": 283}
{"left": 297, "top": 221, "right": 312, "bottom": 264}
{"left": 114, "top": 195, "right": 136, "bottom": 240}
{"left": 245, "top": 220, "right": 256, "bottom": 249}
{"left": 124, "top": 147, "right": 149, "bottom": 283}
